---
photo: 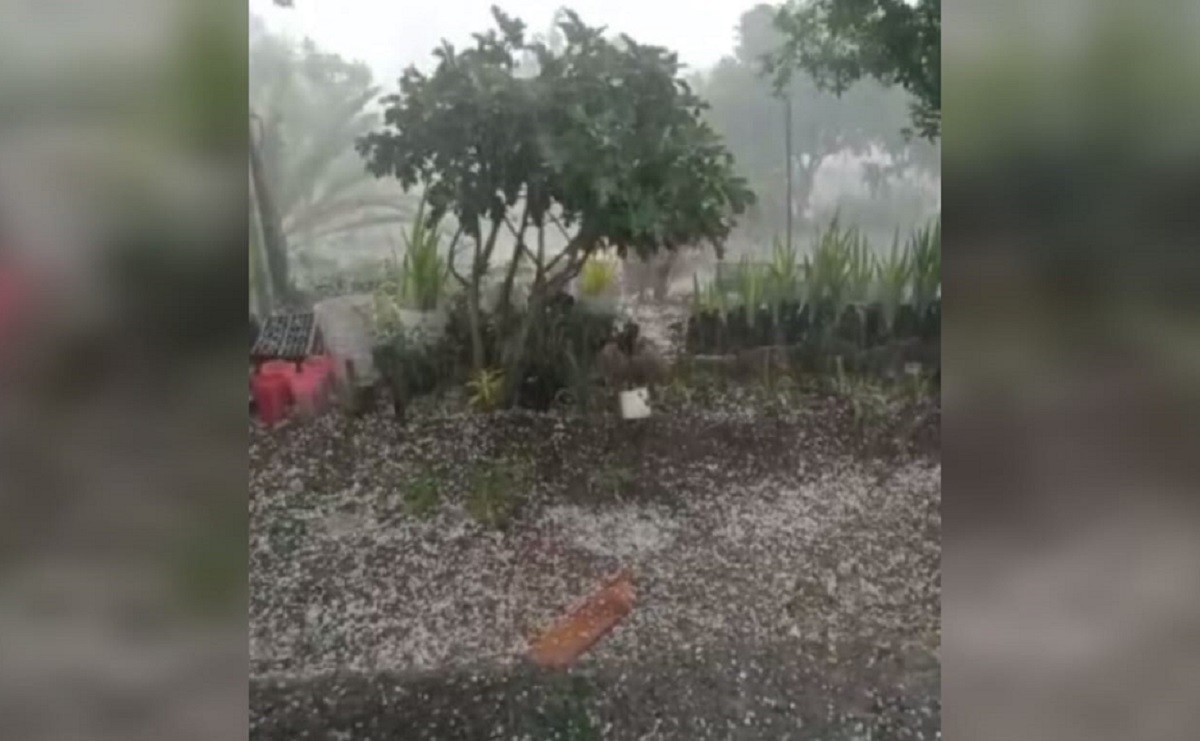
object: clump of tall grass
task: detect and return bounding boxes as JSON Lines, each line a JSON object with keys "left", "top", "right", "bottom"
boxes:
{"left": 398, "top": 194, "right": 448, "bottom": 311}
{"left": 908, "top": 219, "right": 940, "bottom": 313}
{"left": 804, "top": 214, "right": 875, "bottom": 312}
{"left": 875, "top": 230, "right": 914, "bottom": 332}
{"left": 371, "top": 195, "right": 450, "bottom": 336}
{"left": 688, "top": 214, "right": 940, "bottom": 338}
{"left": 692, "top": 272, "right": 728, "bottom": 315}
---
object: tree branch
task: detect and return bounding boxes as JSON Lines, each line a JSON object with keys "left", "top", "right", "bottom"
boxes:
{"left": 498, "top": 202, "right": 532, "bottom": 313}
{"left": 446, "top": 226, "right": 468, "bottom": 287}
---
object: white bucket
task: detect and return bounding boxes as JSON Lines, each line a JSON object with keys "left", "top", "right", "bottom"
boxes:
{"left": 619, "top": 387, "right": 652, "bottom": 420}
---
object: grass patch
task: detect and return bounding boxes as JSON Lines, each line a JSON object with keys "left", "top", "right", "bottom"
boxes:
{"left": 404, "top": 471, "right": 442, "bottom": 519}
{"left": 589, "top": 463, "right": 637, "bottom": 499}
{"left": 466, "top": 458, "right": 531, "bottom": 530}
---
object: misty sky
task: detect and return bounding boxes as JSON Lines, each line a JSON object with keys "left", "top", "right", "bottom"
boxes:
{"left": 249, "top": 0, "right": 759, "bottom": 82}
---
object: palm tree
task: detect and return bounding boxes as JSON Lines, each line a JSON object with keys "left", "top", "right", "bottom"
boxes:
{"left": 250, "top": 31, "right": 417, "bottom": 298}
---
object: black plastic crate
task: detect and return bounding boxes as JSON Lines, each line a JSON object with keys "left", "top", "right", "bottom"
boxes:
{"left": 251, "top": 312, "right": 322, "bottom": 363}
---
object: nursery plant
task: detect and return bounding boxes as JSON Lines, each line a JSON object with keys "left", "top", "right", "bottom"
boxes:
{"left": 692, "top": 273, "right": 728, "bottom": 315}
{"left": 466, "top": 367, "right": 507, "bottom": 412}
{"left": 766, "top": 235, "right": 804, "bottom": 304}
{"left": 909, "top": 217, "right": 941, "bottom": 314}
{"left": 578, "top": 255, "right": 619, "bottom": 298}
{"left": 876, "top": 229, "right": 914, "bottom": 333}
{"left": 398, "top": 194, "right": 449, "bottom": 311}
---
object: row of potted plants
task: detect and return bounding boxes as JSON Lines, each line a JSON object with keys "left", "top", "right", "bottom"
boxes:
{"left": 687, "top": 216, "right": 940, "bottom": 354}
{"left": 686, "top": 298, "right": 940, "bottom": 354}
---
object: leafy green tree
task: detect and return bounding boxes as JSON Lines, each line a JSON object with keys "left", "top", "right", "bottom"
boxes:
{"left": 358, "top": 7, "right": 753, "bottom": 374}
{"left": 766, "top": 0, "right": 941, "bottom": 140}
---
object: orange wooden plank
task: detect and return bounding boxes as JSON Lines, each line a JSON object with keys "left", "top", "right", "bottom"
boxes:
{"left": 528, "top": 570, "right": 635, "bottom": 669}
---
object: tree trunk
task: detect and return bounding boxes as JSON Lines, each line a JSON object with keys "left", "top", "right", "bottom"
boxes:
{"left": 466, "top": 277, "right": 485, "bottom": 371}
{"left": 652, "top": 251, "right": 676, "bottom": 301}
{"left": 249, "top": 172, "right": 274, "bottom": 316}
{"left": 783, "top": 95, "right": 794, "bottom": 250}
{"left": 793, "top": 155, "right": 824, "bottom": 230}
{"left": 249, "top": 120, "right": 292, "bottom": 305}
{"left": 497, "top": 243, "right": 524, "bottom": 322}
{"left": 463, "top": 217, "right": 504, "bottom": 373}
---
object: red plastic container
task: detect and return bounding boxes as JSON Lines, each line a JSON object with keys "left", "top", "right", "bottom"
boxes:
{"left": 290, "top": 369, "right": 327, "bottom": 417}
{"left": 260, "top": 359, "right": 300, "bottom": 381}
{"left": 251, "top": 372, "right": 292, "bottom": 426}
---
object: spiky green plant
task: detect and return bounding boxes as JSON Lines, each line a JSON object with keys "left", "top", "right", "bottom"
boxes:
{"left": 766, "top": 236, "right": 803, "bottom": 308}
{"left": 909, "top": 218, "right": 941, "bottom": 313}
{"left": 579, "top": 255, "right": 619, "bottom": 297}
{"left": 399, "top": 195, "right": 447, "bottom": 311}
{"left": 372, "top": 261, "right": 407, "bottom": 337}
{"left": 844, "top": 229, "right": 875, "bottom": 305}
{"left": 876, "top": 229, "right": 914, "bottom": 331}
{"left": 806, "top": 216, "right": 852, "bottom": 310}
{"left": 466, "top": 367, "right": 507, "bottom": 412}
{"left": 733, "top": 258, "right": 768, "bottom": 311}
{"left": 692, "top": 273, "right": 727, "bottom": 315}
{"left": 805, "top": 214, "right": 880, "bottom": 312}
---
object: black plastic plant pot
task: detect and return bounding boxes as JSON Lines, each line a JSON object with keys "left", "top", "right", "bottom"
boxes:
{"left": 893, "top": 304, "right": 920, "bottom": 340}
{"left": 810, "top": 300, "right": 838, "bottom": 338}
{"left": 789, "top": 302, "right": 811, "bottom": 344}
{"left": 920, "top": 299, "right": 941, "bottom": 341}
{"left": 776, "top": 301, "right": 798, "bottom": 343}
{"left": 754, "top": 307, "right": 775, "bottom": 346}
{"left": 517, "top": 367, "right": 561, "bottom": 411}
{"left": 697, "top": 312, "right": 720, "bottom": 354}
{"left": 725, "top": 307, "right": 750, "bottom": 351}
{"left": 685, "top": 315, "right": 700, "bottom": 353}
{"left": 863, "top": 302, "right": 886, "bottom": 347}
{"left": 835, "top": 305, "right": 865, "bottom": 347}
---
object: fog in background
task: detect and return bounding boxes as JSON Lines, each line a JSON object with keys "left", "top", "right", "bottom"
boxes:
{"left": 249, "top": 0, "right": 939, "bottom": 297}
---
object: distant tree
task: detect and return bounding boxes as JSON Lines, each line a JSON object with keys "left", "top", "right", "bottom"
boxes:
{"left": 250, "top": 31, "right": 416, "bottom": 299}
{"left": 697, "top": 4, "right": 930, "bottom": 242}
{"left": 766, "top": 0, "right": 941, "bottom": 140}
{"left": 358, "top": 7, "right": 753, "bottom": 373}
{"left": 252, "top": 35, "right": 415, "bottom": 243}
